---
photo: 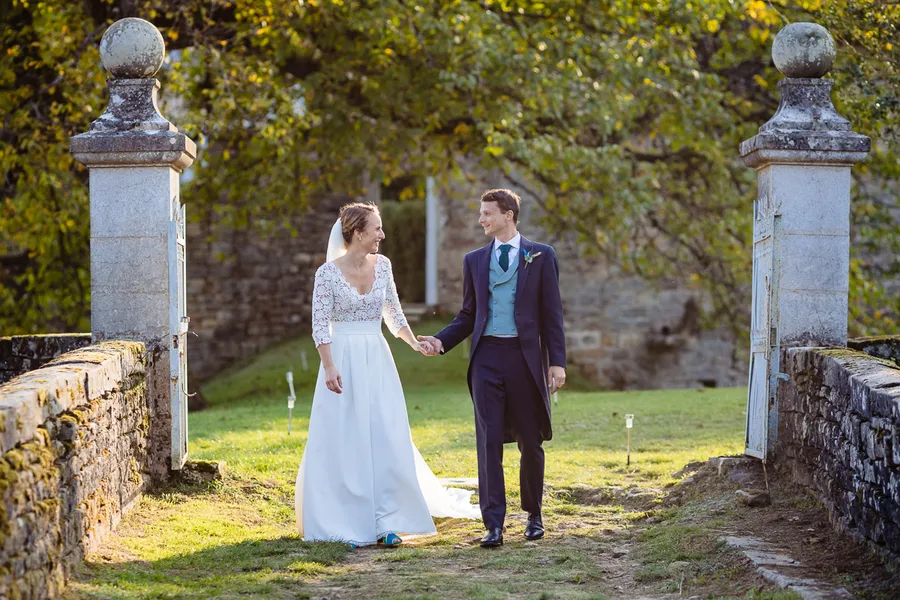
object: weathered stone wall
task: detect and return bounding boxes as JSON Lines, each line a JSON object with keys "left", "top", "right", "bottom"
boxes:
{"left": 186, "top": 174, "right": 742, "bottom": 390}
{"left": 187, "top": 194, "right": 349, "bottom": 381}
{"left": 777, "top": 342, "right": 900, "bottom": 556}
{"left": 848, "top": 336, "right": 900, "bottom": 366}
{"left": 0, "top": 334, "right": 92, "bottom": 385}
{"left": 434, "top": 170, "right": 743, "bottom": 390}
{"left": 0, "top": 342, "right": 168, "bottom": 598}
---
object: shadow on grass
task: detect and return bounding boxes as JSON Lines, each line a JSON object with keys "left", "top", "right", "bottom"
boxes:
{"left": 71, "top": 535, "right": 351, "bottom": 599}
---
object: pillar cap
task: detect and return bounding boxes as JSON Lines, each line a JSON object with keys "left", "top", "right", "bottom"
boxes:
{"left": 772, "top": 22, "right": 836, "bottom": 78}
{"left": 70, "top": 131, "right": 196, "bottom": 172}
{"left": 71, "top": 19, "right": 195, "bottom": 170}
{"left": 740, "top": 23, "right": 869, "bottom": 168}
{"left": 99, "top": 18, "right": 165, "bottom": 79}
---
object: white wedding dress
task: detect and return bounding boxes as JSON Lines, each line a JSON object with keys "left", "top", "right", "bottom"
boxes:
{"left": 295, "top": 254, "right": 480, "bottom": 546}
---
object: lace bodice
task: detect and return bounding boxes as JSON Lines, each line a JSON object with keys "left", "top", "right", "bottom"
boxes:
{"left": 312, "top": 254, "right": 409, "bottom": 347}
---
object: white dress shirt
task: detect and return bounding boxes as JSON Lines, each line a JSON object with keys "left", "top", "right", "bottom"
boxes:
{"left": 494, "top": 233, "right": 521, "bottom": 263}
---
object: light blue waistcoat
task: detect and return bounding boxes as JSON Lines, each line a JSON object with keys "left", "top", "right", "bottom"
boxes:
{"left": 484, "top": 246, "right": 519, "bottom": 336}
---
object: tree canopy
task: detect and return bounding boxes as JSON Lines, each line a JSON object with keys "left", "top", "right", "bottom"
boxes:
{"left": 2, "top": 0, "right": 898, "bottom": 339}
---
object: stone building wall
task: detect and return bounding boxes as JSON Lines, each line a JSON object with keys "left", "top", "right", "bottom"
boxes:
{"left": 777, "top": 342, "right": 900, "bottom": 556}
{"left": 185, "top": 176, "right": 743, "bottom": 389}
{"left": 0, "top": 341, "right": 169, "bottom": 598}
{"left": 0, "top": 334, "right": 92, "bottom": 385}
{"left": 434, "top": 171, "right": 744, "bottom": 390}
{"left": 187, "top": 194, "right": 349, "bottom": 381}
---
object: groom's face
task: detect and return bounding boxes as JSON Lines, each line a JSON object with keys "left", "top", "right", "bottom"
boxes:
{"left": 479, "top": 201, "right": 513, "bottom": 237}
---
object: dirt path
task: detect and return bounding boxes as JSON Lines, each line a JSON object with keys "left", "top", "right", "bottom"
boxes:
{"left": 67, "top": 459, "right": 898, "bottom": 599}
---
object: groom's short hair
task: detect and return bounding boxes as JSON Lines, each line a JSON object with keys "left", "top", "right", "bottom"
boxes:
{"left": 481, "top": 189, "right": 521, "bottom": 223}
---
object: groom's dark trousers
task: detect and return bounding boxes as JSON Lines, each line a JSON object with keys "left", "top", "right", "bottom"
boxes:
{"left": 473, "top": 336, "right": 545, "bottom": 530}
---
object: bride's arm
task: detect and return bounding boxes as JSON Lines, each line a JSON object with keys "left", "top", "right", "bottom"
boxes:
{"left": 382, "top": 257, "right": 408, "bottom": 335}
{"left": 381, "top": 257, "right": 429, "bottom": 352}
{"left": 312, "top": 265, "right": 342, "bottom": 393}
{"left": 396, "top": 325, "right": 422, "bottom": 350}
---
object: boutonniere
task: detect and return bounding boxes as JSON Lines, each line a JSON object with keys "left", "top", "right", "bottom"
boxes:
{"left": 523, "top": 249, "right": 542, "bottom": 268}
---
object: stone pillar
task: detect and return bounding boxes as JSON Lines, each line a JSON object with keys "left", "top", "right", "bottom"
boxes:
{"left": 70, "top": 18, "right": 195, "bottom": 472}
{"left": 741, "top": 22, "right": 870, "bottom": 347}
{"left": 740, "top": 23, "right": 870, "bottom": 460}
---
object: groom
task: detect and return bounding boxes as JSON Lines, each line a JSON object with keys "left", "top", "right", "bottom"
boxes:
{"left": 419, "top": 188, "right": 566, "bottom": 548}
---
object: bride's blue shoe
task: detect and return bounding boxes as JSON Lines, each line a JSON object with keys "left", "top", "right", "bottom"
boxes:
{"left": 377, "top": 533, "right": 402, "bottom": 546}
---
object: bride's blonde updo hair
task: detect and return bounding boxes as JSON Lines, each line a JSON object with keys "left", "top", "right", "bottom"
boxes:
{"left": 339, "top": 202, "right": 380, "bottom": 245}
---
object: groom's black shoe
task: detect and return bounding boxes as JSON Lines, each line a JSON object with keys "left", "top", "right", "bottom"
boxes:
{"left": 524, "top": 514, "right": 544, "bottom": 540}
{"left": 480, "top": 528, "right": 504, "bottom": 548}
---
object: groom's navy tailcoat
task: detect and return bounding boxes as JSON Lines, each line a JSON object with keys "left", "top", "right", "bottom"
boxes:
{"left": 435, "top": 236, "right": 567, "bottom": 443}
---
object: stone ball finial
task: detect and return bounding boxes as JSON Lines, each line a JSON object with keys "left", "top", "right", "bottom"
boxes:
{"left": 99, "top": 18, "right": 165, "bottom": 79}
{"left": 772, "top": 22, "right": 836, "bottom": 78}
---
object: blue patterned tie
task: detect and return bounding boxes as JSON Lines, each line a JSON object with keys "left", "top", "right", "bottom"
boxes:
{"left": 499, "top": 244, "right": 512, "bottom": 272}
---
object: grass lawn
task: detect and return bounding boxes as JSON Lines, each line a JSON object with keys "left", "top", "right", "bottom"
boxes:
{"left": 67, "top": 319, "right": 773, "bottom": 600}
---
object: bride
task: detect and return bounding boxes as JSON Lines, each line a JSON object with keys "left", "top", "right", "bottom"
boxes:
{"left": 295, "top": 202, "right": 480, "bottom": 547}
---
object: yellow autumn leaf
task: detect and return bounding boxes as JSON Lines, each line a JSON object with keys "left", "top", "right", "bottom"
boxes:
{"left": 707, "top": 19, "right": 720, "bottom": 33}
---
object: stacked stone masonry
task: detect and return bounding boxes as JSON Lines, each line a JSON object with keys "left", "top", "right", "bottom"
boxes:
{"left": 778, "top": 340, "right": 900, "bottom": 556}
{"left": 0, "top": 342, "right": 167, "bottom": 599}
{"left": 0, "top": 335, "right": 92, "bottom": 386}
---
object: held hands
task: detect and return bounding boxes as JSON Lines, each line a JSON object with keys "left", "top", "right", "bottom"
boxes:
{"left": 416, "top": 335, "right": 443, "bottom": 357}
{"left": 411, "top": 340, "right": 432, "bottom": 355}
{"left": 548, "top": 366, "right": 566, "bottom": 394}
{"left": 325, "top": 366, "right": 343, "bottom": 394}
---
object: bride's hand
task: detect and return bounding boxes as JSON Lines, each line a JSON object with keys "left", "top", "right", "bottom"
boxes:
{"left": 413, "top": 341, "right": 432, "bottom": 355}
{"left": 325, "top": 366, "right": 343, "bottom": 394}
{"left": 417, "top": 335, "right": 442, "bottom": 356}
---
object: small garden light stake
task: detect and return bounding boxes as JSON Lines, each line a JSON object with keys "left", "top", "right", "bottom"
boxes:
{"left": 625, "top": 414, "right": 634, "bottom": 466}
{"left": 300, "top": 349, "right": 309, "bottom": 372}
{"left": 287, "top": 370, "right": 297, "bottom": 434}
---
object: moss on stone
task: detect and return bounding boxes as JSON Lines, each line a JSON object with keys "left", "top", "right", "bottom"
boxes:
{"left": 35, "top": 427, "right": 51, "bottom": 447}
{"left": 818, "top": 348, "right": 898, "bottom": 371}
{"left": 129, "top": 458, "right": 142, "bottom": 486}
{"left": 59, "top": 409, "right": 88, "bottom": 425}
{"left": 35, "top": 497, "right": 58, "bottom": 515}
{"left": 4, "top": 449, "right": 27, "bottom": 470}
{"left": 138, "top": 412, "right": 150, "bottom": 436}
{"left": 849, "top": 335, "right": 900, "bottom": 344}
{"left": 0, "top": 458, "right": 19, "bottom": 489}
